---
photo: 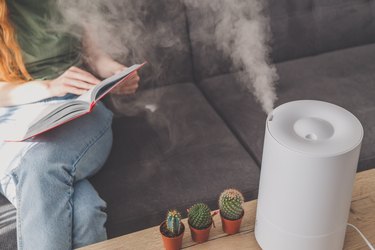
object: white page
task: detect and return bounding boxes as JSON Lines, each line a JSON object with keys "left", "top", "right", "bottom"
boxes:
{"left": 76, "top": 63, "right": 143, "bottom": 103}
{"left": 76, "top": 88, "right": 94, "bottom": 103}
{"left": 0, "top": 102, "right": 61, "bottom": 140}
{"left": 30, "top": 101, "right": 86, "bottom": 127}
{"left": 25, "top": 106, "right": 88, "bottom": 138}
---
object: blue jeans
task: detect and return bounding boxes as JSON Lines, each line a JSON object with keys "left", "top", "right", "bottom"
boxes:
{"left": 0, "top": 101, "right": 113, "bottom": 249}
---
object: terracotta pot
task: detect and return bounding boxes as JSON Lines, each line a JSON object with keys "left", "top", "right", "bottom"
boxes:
{"left": 188, "top": 221, "right": 212, "bottom": 243}
{"left": 220, "top": 211, "right": 244, "bottom": 235}
{"left": 160, "top": 222, "right": 185, "bottom": 250}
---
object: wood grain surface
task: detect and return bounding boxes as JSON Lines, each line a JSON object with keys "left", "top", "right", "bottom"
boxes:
{"left": 79, "top": 169, "right": 375, "bottom": 250}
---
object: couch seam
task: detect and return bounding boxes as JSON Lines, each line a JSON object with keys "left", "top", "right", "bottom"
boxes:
{"left": 107, "top": 189, "right": 259, "bottom": 228}
{"left": 182, "top": 2, "right": 261, "bottom": 167}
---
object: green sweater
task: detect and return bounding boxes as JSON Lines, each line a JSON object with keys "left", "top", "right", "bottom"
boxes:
{"left": 7, "top": 0, "right": 82, "bottom": 80}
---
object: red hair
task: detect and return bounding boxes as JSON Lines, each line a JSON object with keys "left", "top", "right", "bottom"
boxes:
{"left": 0, "top": 0, "right": 32, "bottom": 83}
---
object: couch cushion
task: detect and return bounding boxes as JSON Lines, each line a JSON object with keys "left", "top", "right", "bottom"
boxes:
{"left": 132, "top": 0, "right": 194, "bottom": 88}
{"left": 198, "top": 44, "right": 375, "bottom": 172}
{"left": 90, "top": 83, "right": 260, "bottom": 238}
{"left": 269, "top": 0, "right": 375, "bottom": 62}
{"left": 184, "top": 0, "right": 241, "bottom": 80}
{"left": 0, "top": 196, "right": 16, "bottom": 250}
{"left": 92, "top": 0, "right": 194, "bottom": 88}
{"left": 185, "top": 0, "right": 375, "bottom": 79}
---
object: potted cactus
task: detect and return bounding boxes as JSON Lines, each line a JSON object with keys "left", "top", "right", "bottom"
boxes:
{"left": 187, "top": 203, "right": 213, "bottom": 243}
{"left": 219, "top": 189, "right": 245, "bottom": 235}
{"left": 159, "top": 210, "right": 185, "bottom": 250}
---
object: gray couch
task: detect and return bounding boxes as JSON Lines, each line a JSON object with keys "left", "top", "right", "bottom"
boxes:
{"left": 2, "top": 0, "right": 375, "bottom": 249}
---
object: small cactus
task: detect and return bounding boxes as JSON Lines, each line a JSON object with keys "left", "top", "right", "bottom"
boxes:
{"left": 188, "top": 203, "right": 212, "bottom": 229}
{"left": 219, "top": 189, "right": 244, "bottom": 220}
{"left": 166, "top": 210, "right": 182, "bottom": 236}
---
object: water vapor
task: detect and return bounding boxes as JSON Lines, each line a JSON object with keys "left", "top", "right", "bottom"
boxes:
{"left": 54, "top": 0, "right": 186, "bottom": 85}
{"left": 55, "top": 0, "right": 278, "bottom": 114}
{"left": 186, "top": 0, "right": 279, "bottom": 113}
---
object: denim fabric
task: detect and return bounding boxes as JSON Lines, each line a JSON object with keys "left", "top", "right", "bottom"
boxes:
{"left": 0, "top": 98, "right": 113, "bottom": 250}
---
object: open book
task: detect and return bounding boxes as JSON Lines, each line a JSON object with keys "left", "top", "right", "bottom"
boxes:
{"left": 5, "top": 63, "right": 145, "bottom": 142}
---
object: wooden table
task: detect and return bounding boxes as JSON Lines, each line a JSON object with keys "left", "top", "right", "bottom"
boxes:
{"left": 79, "top": 169, "right": 375, "bottom": 250}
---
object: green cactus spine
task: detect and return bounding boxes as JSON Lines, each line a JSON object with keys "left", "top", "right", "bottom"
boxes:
{"left": 188, "top": 203, "right": 212, "bottom": 229}
{"left": 166, "top": 210, "right": 182, "bottom": 236}
{"left": 219, "top": 189, "right": 244, "bottom": 220}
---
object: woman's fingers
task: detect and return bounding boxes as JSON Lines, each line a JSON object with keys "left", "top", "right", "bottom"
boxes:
{"left": 122, "top": 89, "right": 137, "bottom": 94}
{"left": 62, "top": 76, "right": 97, "bottom": 96}
{"left": 124, "top": 80, "right": 139, "bottom": 88}
{"left": 116, "top": 81, "right": 139, "bottom": 91}
{"left": 114, "top": 66, "right": 127, "bottom": 74}
{"left": 117, "top": 72, "right": 140, "bottom": 85}
{"left": 66, "top": 67, "right": 100, "bottom": 85}
{"left": 111, "top": 84, "right": 137, "bottom": 95}
{"left": 130, "top": 73, "right": 140, "bottom": 83}
{"left": 64, "top": 79, "right": 95, "bottom": 90}
{"left": 124, "top": 73, "right": 140, "bottom": 87}
{"left": 63, "top": 85, "right": 88, "bottom": 95}
{"left": 49, "top": 67, "right": 103, "bottom": 97}
{"left": 109, "top": 71, "right": 141, "bottom": 95}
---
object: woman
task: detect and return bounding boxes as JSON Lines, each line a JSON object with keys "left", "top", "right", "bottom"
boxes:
{"left": 0, "top": 0, "right": 140, "bottom": 249}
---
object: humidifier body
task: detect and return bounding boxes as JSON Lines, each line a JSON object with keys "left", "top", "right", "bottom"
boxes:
{"left": 254, "top": 100, "right": 363, "bottom": 250}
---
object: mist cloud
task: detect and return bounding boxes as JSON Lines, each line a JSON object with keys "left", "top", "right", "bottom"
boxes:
{"left": 54, "top": 0, "right": 186, "bottom": 85}
{"left": 55, "top": 0, "right": 278, "bottom": 114}
{"left": 185, "top": 0, "right": 279, "bottom": 113}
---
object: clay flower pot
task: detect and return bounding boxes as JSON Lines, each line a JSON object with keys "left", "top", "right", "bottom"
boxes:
{"left": 188, "top": 221, "right": 212, "bottom": 243}
{"left": 160, "top": 222, "right": 185, "bottom": 250}
{"left": 220, "top": 211, "right": 244, "bottom": 235}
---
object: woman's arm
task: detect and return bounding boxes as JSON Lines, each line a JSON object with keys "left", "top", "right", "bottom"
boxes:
{"left": 0, "top": 66, "right": 100, "bottom": 107}
{"left": 82, "top": 28, "right": 140, "bottom": 94}
{"left": 0, "top": 79, "right": 51, "bottom": 106}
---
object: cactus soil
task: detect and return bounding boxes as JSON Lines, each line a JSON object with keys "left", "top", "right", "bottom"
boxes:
{"left": 160, "top": 222, "right": 185, "bottom": 250}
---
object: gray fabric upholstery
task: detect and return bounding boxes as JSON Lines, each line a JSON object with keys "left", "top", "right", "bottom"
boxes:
{"left": 0, "top": 84, "right": 260, "bottom": 243}
{"left": 185, "top": 0, "right": 375, "bottom": 79}
{"left": 199, "top": 44, "right": 375, "bottom": 172}
{"left": 118, "top": 0, "right": 194, "bottom": 88}
{"left": 0, "top": 196, "right": 16, "bottom": 250}
{"left": 90, "top": 83, "right": 260, "bottom": 237}
{"left": 269, "top": 0, "right": 375, "bottom": 62}
{"left": 184, "top": 0, "right": 235, "bottom": 80}
{"left": 2, "top": 0, "right": 375, "bottom": 247}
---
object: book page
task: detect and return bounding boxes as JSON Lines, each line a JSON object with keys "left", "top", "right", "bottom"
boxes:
{"left": 93, "top": 64, "right": 144, "bottom": 101}
{"left": 76, "top": 63, "right": 145, "bottom": 104}
{"left": 76, "top": 87, "right": 95, "bottom": 103}
{"left": 28, "top": 101, "right": 87, "bottom": 131}
{"left": 0, "top": 102, "right": 63, "bottom": 141}
{"left": 0, "top": 99, "right": 88, "bottom": 141}
{"left": 25, "top": 104, "right": 88, "bottom": 139}
{"left": 1, "top": 63, "right": 145, "bottom": 141}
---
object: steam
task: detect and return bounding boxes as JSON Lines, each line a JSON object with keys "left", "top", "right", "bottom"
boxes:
{"left": 55, "top": 0, "right": 278, "bottom": 114}
{"left": 185, "top": 0, "right": 279, "bottom": 113}
{"left": 54, "top": 0, "right": 186, "bottom": 84}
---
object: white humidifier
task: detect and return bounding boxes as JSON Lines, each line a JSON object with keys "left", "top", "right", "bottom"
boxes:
{"left": 254, "top": 100, "right": 363, "bottom": 250}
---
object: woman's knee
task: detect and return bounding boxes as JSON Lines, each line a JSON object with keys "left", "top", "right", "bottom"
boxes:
{"left": 74, "top": 126, "right": 113, "bottom": 180}
{"left": 17, "top": 103, "right": 113, "bottom": 180}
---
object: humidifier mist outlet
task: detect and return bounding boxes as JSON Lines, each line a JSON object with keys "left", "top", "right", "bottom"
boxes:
{"left": 254, "top": 100, "right": 363, "bottom": 250}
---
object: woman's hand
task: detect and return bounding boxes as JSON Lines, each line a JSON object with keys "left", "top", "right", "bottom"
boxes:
{"left": 82, "top": 28, "right": 140, "bottom": 95}
{"left": 111, "top": 71, "right": 140, "bottom": 95}
{"left": 0, "top": 67, "right": 99, "bottom": 106}
{"left": 91, "top": 55, "right": 141, "bottom": 95}
{"left": 46, "top": 66, "right": 100, "bottom": 96}
{"left": 91, "top": 54, "right": 125, "bottom": 79}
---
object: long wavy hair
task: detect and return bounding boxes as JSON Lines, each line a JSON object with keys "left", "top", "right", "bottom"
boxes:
{"left": 0, "top": 0, "right": 31, "bottom": 83}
